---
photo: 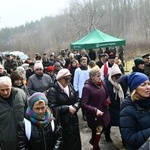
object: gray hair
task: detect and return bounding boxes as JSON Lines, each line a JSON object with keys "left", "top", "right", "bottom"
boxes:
{"left": 89, "top": 67, "right": 101, "bottom": 77}
{"left": 0, "top": 76, "right": 12, "bottom": 86}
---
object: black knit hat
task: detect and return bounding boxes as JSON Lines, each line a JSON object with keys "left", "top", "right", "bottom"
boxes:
{"left": 134, "top": 58, "right": 144, "bottom": 66}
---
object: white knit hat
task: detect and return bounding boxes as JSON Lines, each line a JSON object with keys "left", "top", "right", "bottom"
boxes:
{"left": 34, "top": 62, "right": 43, "bottom": 70}
{"left": 111, "top": 64, "right": 122, "bottom": 76}
{"left": 56, "top": 69, "right": 72, "bottom": 80}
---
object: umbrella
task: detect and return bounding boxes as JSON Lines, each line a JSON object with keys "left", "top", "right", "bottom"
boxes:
{"left": 93, "top": 126, "right": 103, "bottom": 150}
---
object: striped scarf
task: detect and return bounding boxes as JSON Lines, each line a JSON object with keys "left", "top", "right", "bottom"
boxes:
{"left": 26, "top": 106, "right": 52, "bottom": 127}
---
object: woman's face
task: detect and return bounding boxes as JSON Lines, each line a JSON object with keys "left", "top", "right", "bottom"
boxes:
{"left": 91, "top": 72, "right": 101, "bottom": 83}
{"left": 59, "top": 75, "right": 72, "bottom": 87}
{"left": 33, "top": 100, "right": 47, "bottom": 118}
{"left": 138, "top": 64, "right": 145, "bottom": 70}
{"left": 136, "top": 80, "right": 150, "bottom": 98}
{"left": 14, "top": 79, "right": 22, "bottom": 86}
{"left": 72, "top": 61, "right": 77, "bottom": 67}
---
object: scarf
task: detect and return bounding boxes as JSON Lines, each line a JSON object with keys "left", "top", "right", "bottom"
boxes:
{"left": 26, "top": 106, "right": 52, "bottom": 127}
{"left": 135, "top": 98, "right": 150, "bottom": 109}
{"left": 57, "top": 81, "right": 69, "bottom": 96}
{"left": 108, "top": 74, "right": 124, "bottom": 102}
{"left": 80, "top": 65, "right": 88, "bottom": 70}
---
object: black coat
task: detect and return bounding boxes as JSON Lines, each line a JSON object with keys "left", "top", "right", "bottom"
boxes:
{"left": 17, "top": 118, "right": 63, "bottom": 150}
{"left": 104, "top": 77, "right": 121, "bottom": 126}
{"left": 120, "top": 96, "right": 150, "bottom": 150}
{"left": 47, "top": 82, "right": 81, "bottom": 150}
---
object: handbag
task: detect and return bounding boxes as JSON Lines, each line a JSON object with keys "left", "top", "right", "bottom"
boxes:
{"left": 138, "top": 137, "right": 150, "bottom": 150}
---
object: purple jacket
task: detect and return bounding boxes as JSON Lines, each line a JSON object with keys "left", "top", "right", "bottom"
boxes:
{"left": 81, "top": 79, "right": 110, "bottom": 129}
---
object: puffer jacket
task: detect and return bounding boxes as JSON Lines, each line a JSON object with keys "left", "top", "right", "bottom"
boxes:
{"left": 81, "top": 79, "right": 110, "bottom": 129}
{"left": 120, "top": 96, "right": 150, "bottom": 150}
{"left": 17, "top": 118, "right": 63, "bottom": 150}
{"left": 0, "top": 88, "right": 27, "bottom": 150}
{"left": 47, "top": 82, "right": 81, "bottom": 150}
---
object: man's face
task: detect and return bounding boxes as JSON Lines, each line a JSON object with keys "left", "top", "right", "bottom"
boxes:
{"left": 0, "top": 84, "right": 12, "bottom": 98}
{"left": 35, "top": 68, "right": 43, "bottom": 76}
{"left": 80, "top": 60, "right": 87, "bottom": 67}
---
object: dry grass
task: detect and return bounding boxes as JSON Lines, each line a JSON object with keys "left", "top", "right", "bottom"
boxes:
{"left": 124, "top": 59, "right": 134, "bottom": 74}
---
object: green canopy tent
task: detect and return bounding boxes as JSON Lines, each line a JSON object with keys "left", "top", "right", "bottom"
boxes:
{"left": 70, "top": 29, "right": 126, "bottom": 50}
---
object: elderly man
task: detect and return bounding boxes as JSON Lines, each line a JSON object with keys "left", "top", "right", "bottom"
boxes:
{"left": 27, "top": 62, "right": 52, "bottom": 96}
{"left": 0, "top": 76, "right": 27, "bottom": 150}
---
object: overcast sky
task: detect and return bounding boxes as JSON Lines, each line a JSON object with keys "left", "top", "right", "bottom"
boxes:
{"left": 0, "top": 0, "right": 68, "bottom": 29}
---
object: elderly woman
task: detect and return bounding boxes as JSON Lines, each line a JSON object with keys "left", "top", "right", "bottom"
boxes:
{"left": 81, "top": 67, "right": 111, "bottom": 150}
{"left": 47, "top": 68, "right": 81, "bottom": 150}
{"left": 17, "top": 92, "right": 63, "bottom": 150}
{"left": 120, "top": 72, "right": 150, "bottom": 150}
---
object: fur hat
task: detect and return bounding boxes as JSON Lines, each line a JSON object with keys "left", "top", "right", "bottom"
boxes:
{"left": 128, "top": 72, "right": 149, "bottom": 92}
{"left": 34, "top": 62, "right": 43, "bottom": 70}
{"left": 27, "top": 92, "right": 48, "bottom": 108}
{"left": 56, "top": 68, "right": 71, "bottom": 80}
{"left": 134, "top": 58, "right": 144, "bottom": 67}
{"left": 110, "top": 64, "right": 122, "bottom": 76}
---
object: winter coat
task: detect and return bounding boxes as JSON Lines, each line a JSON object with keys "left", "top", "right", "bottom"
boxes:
{"left": 0, "top": 88, "right": 27, "bottom": 150}
{"left": 4, "top": 59, "right": 18, "bottom": 74}
{"left": 47, "top": 82, "right": 81, "bottom": 150}
{"left": 17, "top": 118, "right": 63, "bottom": 150}
{"left": 27, "top": 73, "right": 52, "bottom": 95}
{"left": 81, "top": 79, "right": 110, "bottom": 129}
{"left": 120, "top": 96, "right": 150, "bottom": 150}
{"left": 104, "top": 76, "right": 121, "bottom": 126}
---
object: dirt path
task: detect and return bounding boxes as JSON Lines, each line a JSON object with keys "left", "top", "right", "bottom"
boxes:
{"left": 78, "top": 110, "right": 126, "bottom": 150}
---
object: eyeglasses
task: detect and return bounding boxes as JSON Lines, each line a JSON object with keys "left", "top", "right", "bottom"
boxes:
{"left": 63, "top": 77, "right": 72, "bottom": 81}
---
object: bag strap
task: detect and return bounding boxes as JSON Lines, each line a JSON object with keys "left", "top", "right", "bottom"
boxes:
{"left": 24, "top": 118, "right": 55, "bottom": 141}
{"left": 51, "top": 119, "right": 55, "bottom": 132}
{"left": 24, "top": 118, "right": 31, "bottom": 141}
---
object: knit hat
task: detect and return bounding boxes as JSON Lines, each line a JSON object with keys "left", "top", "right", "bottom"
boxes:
{"left": 110, "top": 64, "right": 122, "bottom": 76}
{"left": 128, "top": 72, "right": 149, "bottom": 92}
{"left": 46, "top": 66, "right": 54, "bottom": 72}
{"left": 27, "top": 92, "right": 48, "bottom": 108}
{"left": 134, "top": 58, "right": 144, "bottom": 67}
{"left": 34, "top": 62, "right": 43, "bottom": 70}
{"left": 56, "top": 68, "right": 72, "bottom": 80}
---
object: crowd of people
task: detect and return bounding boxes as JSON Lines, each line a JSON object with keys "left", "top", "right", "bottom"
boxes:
{"left": 0, "top": 47, "right": 150, "bottom": 150}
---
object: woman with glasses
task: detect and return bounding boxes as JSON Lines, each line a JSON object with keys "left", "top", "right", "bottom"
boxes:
{"left": 104, "top": 64, "right": 124, "bottom": 142}
{"left": 47, "top": 68, "right": 81, "bottom": 150}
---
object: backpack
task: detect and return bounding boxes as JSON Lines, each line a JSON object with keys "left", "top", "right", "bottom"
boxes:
{"left": 24, "top": 118, "right": 55, "bottom": 140}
